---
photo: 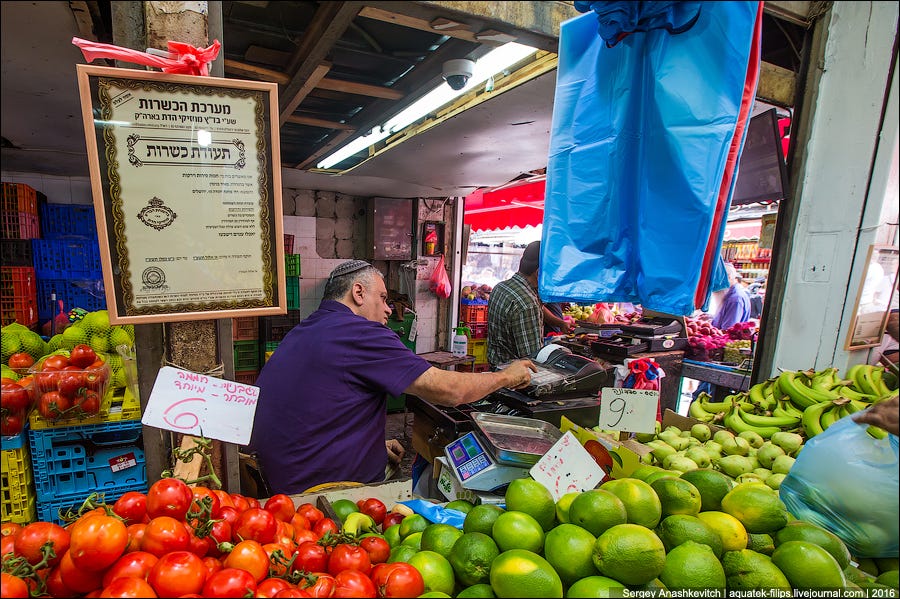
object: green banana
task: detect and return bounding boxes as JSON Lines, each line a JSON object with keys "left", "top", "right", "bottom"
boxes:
{"left": 774, "top": 399, "right": 804, "bottom": 419}
{"left": 819, "top": 404, "right": 840, "bottom": 430}
{"left": 689, "top": 399, "right": 715, "bottom": 422}
{"left": 852, "top": 364, "right": 880, "bottom": 396}
{"left": 724, "top": 405, "right": 782, "bottom": 438}
{"left": 739, "top": 409, "right": 801, "bottom": 428}
{"left": 835, "top": 384, "right": 877, "bottom": 402}
{"left": 801, "top": 400, "right": 834, "bottom": 438}
{"left": 810, "top": 367, "right": 839, "bottom": 391}
{"left": 836, "top": 405, "right": 850, "bottom": 420}
{"left": 870, "top": 367, "right": 892, "bottom": 397}
{"left": 760, "top": 381, "right": 777, "bottom": 410}
{"left": 867, "top": 425, "right": 888, "bottom": 440}
{"left": 778, "top": 371, "right": 837, "bottom": 409}
{"left": 748, "top": 382, "right": 775, "bottom": 411}
{"left": 842, "top": 398, "right": 871, "bottom": 414}
{"left": 698, "top": 395, "right": 732, "bottom": 414}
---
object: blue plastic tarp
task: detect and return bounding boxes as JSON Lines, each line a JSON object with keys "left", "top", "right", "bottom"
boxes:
{"left": 539, "top": 2, "right": 762, "bottom": 315}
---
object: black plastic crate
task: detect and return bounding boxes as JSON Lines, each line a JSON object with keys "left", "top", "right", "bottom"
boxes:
{"left": 260, "top": 310, "right": 304, "bottom": 343}
{"left": 1, "top": 239, "right": 33, "bottom": 266}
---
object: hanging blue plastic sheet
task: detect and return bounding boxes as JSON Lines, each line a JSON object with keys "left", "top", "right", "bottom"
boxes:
{"left": 539, "top": 2, "right": 762, "bottom": 315}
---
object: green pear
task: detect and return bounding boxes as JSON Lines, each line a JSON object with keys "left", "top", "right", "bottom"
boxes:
{"left": 704, "top": 440, "right": 723, "bottom": 455}
{"left": 685, "top": 447, "right": 712, "bottom": 468}
{"left": 664, "top": 426, "right": 682, "bottom": 435}
{"left": 691, "top": 423, "right": 712, "bottom": 442}
{"left": 765, "top": 473, "right": 786, "bottom": 490}
{"left": 715, "top": 455, "right": 754, "bottom": 477}
{"left": 659, "top": 431, "right": 691, "bottom": 451}
{"left": 635, "top": 430, "right": 657, "bottom": 443}
{"left": 680, "top": 429, "right": 692, "bottom": 438}
{"left": 721, "top": 436, "right": 751, "bottom": 456}
{"left": 647, "top": 440, "right": 677, "bottom": 463}
{"left": 664, "top": 455, "right": 700, "bottom": 473}
{"left": 770, "top": 432, "right": 803, "bottom": 455}
{"left": 753, "top": 468, "right": 772, "bottom": 481}
{"left": 745, "top": 455, "right": 760, "bottom": 470}
{"left": 771, "top": 455, "right": 796, "bottom": 475}
{"left": 640, "top": 451, "right": 655, "bottom": 465}
{"left": 756, "top": 442, "right": 786, "bottom": 469}
{"left": 736, "top": 473, "right": 765, "bottom": 485}
{"left": 713, "top": 429, "right": 735, "bottom": 445}
{"left": 739, "top": 430, "right": 765, "bottom": 449}
{"left": 685, "top": 437, "right": 702, "bottom": 447}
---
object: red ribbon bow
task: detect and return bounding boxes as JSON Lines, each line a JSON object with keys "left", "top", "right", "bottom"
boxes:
{"left": 72, "top": 37, "right": 221, "bottom": 77}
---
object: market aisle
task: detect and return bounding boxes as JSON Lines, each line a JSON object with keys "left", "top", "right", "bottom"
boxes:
{"left": 386, "top": 409, "right": 415, "bottom": 480}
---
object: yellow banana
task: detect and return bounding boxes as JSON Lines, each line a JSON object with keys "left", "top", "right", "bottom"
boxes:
{"left": 689, "top": 399, "right": 715, "bottom": 422}
{"left": 778, "top": 371, "right": 837, "bottom": 409}
{"left": 801, "top": 400, "right": 834, "bottom": 438}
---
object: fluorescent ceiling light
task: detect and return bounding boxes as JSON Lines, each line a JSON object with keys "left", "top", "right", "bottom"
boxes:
{"left": 316, "top": 42, "right": 538, "bottom": 170}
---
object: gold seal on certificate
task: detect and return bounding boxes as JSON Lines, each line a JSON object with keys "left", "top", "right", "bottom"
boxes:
{"left": 137, "top": 197, "right": 177, "bottom": 231}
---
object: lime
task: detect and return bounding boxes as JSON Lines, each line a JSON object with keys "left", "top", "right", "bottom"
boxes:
{"left": 387, "top": 544, "right": 417, "bottom": 563}
{"left": 407, "top": 550, "right": 455, "bottom": 596}
{"left": 696, "top": 511, "right": 748, "bottom": 552}
{"left": 401, "top": 531, "right": 422, "bottom": 550}
{"left": 456, "top": 583, "right": 496, "bottom": 598}
{"left": 448, "top": 532, "right": 500, "bottom": 587}
{"left": 592, "top": 524, "right": 666, "bottom": 586}
{"left": 554, "top": 491, "right": 579, "bottom": 524}
{"left": 543, "top": 523, "right": 598, "bottom": 586}
{"left": 489, "top": 549, "right": 563, "bottom": 598}
{"left": 568, "top": 490, "right": 627, "bottom": 537}
{"left": 772, "top": 520, "right": 850, "bottom": 569}
{"left": 679, "top": 468, "right": 733, "bottom": 512}
{"left": 445, "top": 499, "right": 475, "bottom": 514}
{"left": 463, "top": 504, "right": 505, "bottom": 536}
{"left": 659, "top": 540, "right": 726, "bottom": 591}
{"left": 504, "top": 478, "right": 556, "bottom": 531}
{"left": 420, "top": 523, "right": 463, "bottom": 559}
{"left": 720, "top": 483, "right": 789, "bottom": 534}
{"left": 491, "top": 511, "right": 544, "bottom": 553}
{"left": 722, "top": 549, "right": 792, "bottom": 591}
{"left": 398, "top": 513, "right": 428, "bottom": 538}
{"left": 599, "top": 478, "right": 662, "bottom": 529}
{"left": 383, "top": 523, "right": 402, "bottom": 547}
{"left": 650, "top": 477, "right": 702, "bottom": 518}
{"left": 565, "top": 575, "right": 626, "bottom": 598}
{"left": 771, "top": 541, "right": 846, "bottom": 589}
{"left": 330, "top": 498, "right": 359, "bottom": 523}
{"left": 656, "top": 514, "right": 723, "bottom": 557}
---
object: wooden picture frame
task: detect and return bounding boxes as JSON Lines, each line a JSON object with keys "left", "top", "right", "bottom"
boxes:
{"left": 845, "top": 244, "right": 899, "bottom": 350}
{"left": 76, "top": 65, "right": 285, "bottom": 324}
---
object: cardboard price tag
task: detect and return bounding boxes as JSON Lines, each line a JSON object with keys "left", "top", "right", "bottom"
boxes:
{"left": 529, "top": 432, "right": 607, "bottom": 501}
{"left": 142, "top": 366, "right": 259, "bottom": 444}
{"left": 599, "top": 387, "right": 659, "bottom": 433}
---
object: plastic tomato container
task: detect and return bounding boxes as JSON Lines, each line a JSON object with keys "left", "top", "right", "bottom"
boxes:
{"left": 29, "top": 351, "right": 111, "bottom": 424}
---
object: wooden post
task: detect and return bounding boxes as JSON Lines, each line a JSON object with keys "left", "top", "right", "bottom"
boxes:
{"left": 112, "top": 1, "right": 240, "bottom": 491}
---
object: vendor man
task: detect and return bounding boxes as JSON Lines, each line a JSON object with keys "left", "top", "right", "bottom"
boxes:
{"left": 249, "top": 260, "right": 536, "bottom": 494}
{"left": 487, "top": 240, "right": 545, "bottom": 367}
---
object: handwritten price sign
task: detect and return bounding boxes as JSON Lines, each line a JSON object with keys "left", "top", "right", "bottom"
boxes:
{"left": 142, "top": 366, "right": 259, "bottom": 444}
{"left": 599, "top": 387, "right": 659, "bottom": 433}
{"left": 529, "top": 432, "right": 607, "bottom": 501}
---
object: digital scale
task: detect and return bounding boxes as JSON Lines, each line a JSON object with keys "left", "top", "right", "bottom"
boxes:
{"left": 443, "top": 432, "right": 531, "bottom": 492}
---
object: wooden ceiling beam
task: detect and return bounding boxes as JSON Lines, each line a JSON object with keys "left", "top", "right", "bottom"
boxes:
{"left": 279, "top": 1, "right": 364, "bottom": 124}
{"left": 359, "top": 6, "right": 483, "bottom": 44}
{"left": 226, "top": 59, "right": 404, "bottom": 100}
{"left": 286, "top": 115, "right": 357, "bottom": 131}
{"left": 225, "top": 59, "right": 290, "bottom": 85}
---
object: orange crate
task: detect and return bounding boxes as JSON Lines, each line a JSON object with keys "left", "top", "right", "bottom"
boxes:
{"left": 234, "top": 370, "right": 259, "bottom": 385}
{"left": 0, "top": 266, "right": 37, "bottom": 327}
{"left": 460, "top": 304, "right": 488, "bottom": 324}
{"left": 2, "top": 183, "right": 38, "bottom": 215}
{"left": 232, "top": 317, "right": 259, "bottom": 341}
{"left": 469, "top": 322, "right": 488, "bottom": 339}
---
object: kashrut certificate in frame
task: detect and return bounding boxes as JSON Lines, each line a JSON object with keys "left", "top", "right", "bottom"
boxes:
{"left": 76, "top": 65, "right": 286, "bottom": 324}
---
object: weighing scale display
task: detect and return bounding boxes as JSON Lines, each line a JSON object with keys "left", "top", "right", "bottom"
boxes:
{"left": 446, "top": 433, "right": 492, "bottom": 481}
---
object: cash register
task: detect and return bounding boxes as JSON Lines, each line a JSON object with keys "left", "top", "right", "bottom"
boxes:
{"left": 516, "top": 343, "right": 610, "bottom": 397}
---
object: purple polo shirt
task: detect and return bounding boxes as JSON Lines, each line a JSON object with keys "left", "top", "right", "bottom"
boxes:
{"left": 249, "top": 301, "right": 431, "bottom": 494}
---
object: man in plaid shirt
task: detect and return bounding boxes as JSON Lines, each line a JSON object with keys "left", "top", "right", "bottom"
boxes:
{"left": 487, "top": 240, "right": 544, "bottom": 367}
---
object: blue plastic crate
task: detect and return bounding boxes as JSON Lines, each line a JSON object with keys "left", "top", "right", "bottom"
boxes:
{"left": 39, "top": 203, "right": 97, "bottom": 239}
{"left": 31, "top": 239, "right": 102, "bottom": 279}
{"left": 28, "top": 420, "right": 146, "bottom": 502}
{"left": 36, "top": 482, "right": 148, "bottom": 525}
{"left": 36, "top": 278, "right": 105, "bottom": 320}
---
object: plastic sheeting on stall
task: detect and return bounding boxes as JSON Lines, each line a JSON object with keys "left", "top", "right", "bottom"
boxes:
{"left": 539, "top": 2, "right": 763, "bottom": 315}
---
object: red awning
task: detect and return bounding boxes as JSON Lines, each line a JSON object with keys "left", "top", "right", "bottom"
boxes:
{"left": 464, "top": 177, "right": 546, "bottom": 232}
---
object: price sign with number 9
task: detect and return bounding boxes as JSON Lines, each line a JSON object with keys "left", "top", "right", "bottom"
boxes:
{"left": 599, "top": 387, "right": 658, "bottom": 433}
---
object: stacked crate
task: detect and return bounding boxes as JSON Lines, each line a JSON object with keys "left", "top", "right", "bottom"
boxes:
{"left": 29, "top": 420, "right": 147, "bottom": 524}
{"left": 233, "top": 316, "right": 260, "bottom": 384}
{"left": 1, "top": 183, "right": 40, "bottom": 328}
{"left": 33, "top": 203, "right": 104, "bottom": 324}
{"left": 460, "top": 302, "right": 489, "bottom": 372}
{"left": 1, "top": 436, "right": 37, "bottom": 524}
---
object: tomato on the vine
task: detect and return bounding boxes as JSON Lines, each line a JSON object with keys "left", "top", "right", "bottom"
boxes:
{"left": 212, "top": 489, "right": 236, "bottom": 511}
{"left": 230, "top": 494, "right": 252, "bottom": 512}
{"left": 147, "top": 550, "right": 206, "bottom": 597}
{"left": 69, "top": 344, "right": 97, "bottom": 369}
{"left": 300, "top": 573, "right": 337, "bottom": 598}
{"left": 189, "top": 486, "right": 222, "bottom": 521}
{"left": 293, "top": 540, "right": 329, "bottom": 574}
{"left": 313, "top": 517, "right": 339, "bottom": 539}
{"left": 223, "top": 539, "right": 270, "bottom": 583}
{"left": 333, "top": 569, "right": 377, "bottom": 598}
{"left": 146, "top": 477, "right": 193, "bottom": 520}
{"left": 293, "top": 528, "right": 319, "bottom": 546}
{"left": 38, "top": 390, "right": 70, "bottom": 420}
{"left": 290, "top": 512, "right": 311, "bottom": 533}
{"left": 202, "top": 555, "right": 223, "bottom": 581}
{"left": 218, "top": 505, "right": 241, "bottom": 528}
{"left": 202, "top": 567, "right": 258, "bottom": 598}
{"left": 7, "top": 352, "right": 35, "bottom": 370}
{"left": 185, "top": 523, "right": 213, "bottom": 558}
{"left": 207, "top": 519, "right": 232, "bottom": 557}
{"left": 296, "top": 503, "right": 324, "bottom": 526}
{"left": 98, "top": 576, "right": 157, "bottom": 598}
{"left": 328, "top": 543, "right": 371, "bottom": 576}
{"left": 1, "top": 572, "right": 28, "bottom": 599}
{"left": 234, "top": 507, "right": 277, "bottom": 544}
{"left": 113, "top": 491, "right": 148, "bottom": 525}
{"left": 79, "top": 389, "right": 101, "bottom": 414}
{"left": 264, "top": 493, "right": 296, "bottom": 523}
{"left": 57, "top": 372, "right": 85, "bottom": 400}
{"left": 141, "top": 516, "right": 190, "bottom": 557}
{"left": 101, "top": 550, "right": 159, "bottom": 587}
{"left": 1, "top": 381, "right": 30, "bottom": 412}
{"left": 43, "top": 354, "right": 69, "bottom": 370}
{"left": 372, "top": 562, "right": 425, "bottom": 598}
{"left": 1, "top": 522, "right": 22, "bottom": 538}
{"left": 59, "top": 549, "right": 105, "bottom": 594}
{"left": 14, "top": 521, "right": 70, "bottom": 567}
{"left": 1, "top": 411, "right": 24, "bottom": 436}
{"left": 45, "top": 565, "right": 74, "bottom": 598}
{"left": 359, "top": 535, "right": 390, "bottom": 564}
{"left": 69, "top": 514, "right": 128, "bottom": 571}
{"left": 255, "top": 577, "right": 293, "bottom": 598}
{"left": 123, "top": 523, "right": 147, "bottom": 553}
{"left": 262, "top": 542, "right": 293, "bottom": 577}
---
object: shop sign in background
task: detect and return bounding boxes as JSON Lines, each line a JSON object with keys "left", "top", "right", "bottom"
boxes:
{"left": 76, "top": 65, "right": 285, "bottom": 324}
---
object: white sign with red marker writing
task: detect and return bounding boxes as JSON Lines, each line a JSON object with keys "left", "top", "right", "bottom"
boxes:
{"left": 142, "top": 366, "right": 259, "bottom": 444}
{"left": 529, "top": 431, "right": 607, "bottom": 502}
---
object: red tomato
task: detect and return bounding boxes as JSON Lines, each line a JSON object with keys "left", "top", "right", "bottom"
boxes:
{"left": 247, "top": 498, "right": 261, "bottom": 510}
{"left": 202, "top": 556, "right": 224, "bottom": 584}
{"left": 57, "top": 372, "right": 85, "bottom": 400}
{"left": 218, "top": 505, "right": 241, "bottom": 528}
{"left": 207, "top": 519, "right": 233, "bottom": 557}
{"left": 297, "top": 503, "right": 324, "bottom": 525}
{"left": 202, "top": 567, "right": 258, "bottom": 598}
{"left": 371, "top": 562, "right": 425, "bottom": 598}
{"left": 1, "top": 382, "right": 30, "bottom": 412}
{"left": 14, "top": 521, "right": 70, "bottom": 567}
{"left": 264, "top": 494, "right": 296, "bottom": 523}
{"left": 43, "top": 354, "right": 69, "bottom": 370}
{"left": 293, "top": 541, "right": 329, "bottom": 574}
{"left": 113, "top": 492, "right": 148, "bottom": 525}
{"left": 147, "top": 550, "right": 206, "bottom": 597}
{"left": 69, "top": 514, "right": 128, "bottom": 571}
{"left": 99, "top": 576, "right": 158, "bottom": 598}
{"left": 276, "top": 588, "right": 313, "bottom": 598}
{"left": 293, "top": 528, "right": 319, "bottom": 546}
{"left": 262, "top": 542, "right": 293, "bottom": 577}
{"left": 59, "top": 550, "right": 105, "bottom": 594}
{"left": 212, "top": 489, "right": 236, "bottom": 510}
{"left": 275, "top": 520, "right": 296, "bottom": 549}
{"left": 328, "top": 544, "right": 371, "bottom": 576}
{"left": 45, "top": 565, "right": 75, "bottom": 598}
{"left": 1, "top": 411, "right": 24, "bottom": 437}
{"left": 359, "top": 536, "right": 390, "bottom": 564}
{"left": 185, "top": 523, "right": 213, "bottom": 558}
{"left": 381, "top": 513, "right": 404, "bottom": 531}
{"left": 79, "top": 389, "right": 101, "bottom": 414}
{"left": 70, "top": 344, "right": 98, "bottom": 369}
{"left": 1, "top": 522, "right": 22, "bottom": 538}
{"left": 189, "top": 486, "right": 222, "bottom": 521}
{"left": 290, "top": 512, "right": 311, "bottom": 533}
{"left": 359, "top": 498, "right": 387, "bottom": 526}
{"left": 38, "top": 390, "right": 71, "bottom": 420}
{"left": 102, "top": 551, "right": 159, "bottom": 587}
{"left": 34, "top": 369, "right": 61, "bottom": 394}
{"left": 7, "top": 352, "right": 35, "bottom": 370}
{"left": 234, "top": 508, "right": 277, "bottom": 544}
{"left": 141, "top": 516, "right": 190, "bottom": 557}
{"left": 301, "top": 573, "right": 337, "bottom": 598}
{"left": 230, "top": 494, "right": 252, "bottom": 513}
{"left": 123, "top": 523, "right": 147, "bottom": 553}
{"left": 146, "top": 478, "right": 193, "bottom": 520}
{"left": 1, "top": 572, "right": 28, "bottom": 599}
{"left": 313, "top": 518, "right": 339, "bottom": 539}
{"left": 84, "top": 367, "right": 107, "bottom": 392}
{"left": 1, "top": 533, "right": 16, "bottom": 558}
{"left": 223, "top": 539, "right": 270, "bottom": 582}
{"left": 333, "top": 569, "right": 377, "bottom": 598}
{"left": 255, "top": 577, "right": 293, "bottom": 598}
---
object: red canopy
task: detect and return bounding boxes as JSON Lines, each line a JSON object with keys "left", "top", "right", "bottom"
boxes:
{"left": 463, "top": 177, "right": 546, "bottom": 232}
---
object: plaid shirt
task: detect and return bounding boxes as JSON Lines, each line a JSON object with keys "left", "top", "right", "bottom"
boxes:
{"left": 486, "top": 272, "right": 543, "bottom": 366}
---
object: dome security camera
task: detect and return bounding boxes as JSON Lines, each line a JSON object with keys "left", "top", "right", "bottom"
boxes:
{"left": 442, "top": 59, "right": 475, "bottom": 91}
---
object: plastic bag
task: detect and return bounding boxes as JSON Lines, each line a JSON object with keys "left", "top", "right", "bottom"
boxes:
{"left": 779, "top": 412, "right": 899, "bottom": 558}
{"left": 429, "top": 255, "right": 451, "bottom": 299}
{"left": 399, "top": 499, "right": 467, "bottom": 529}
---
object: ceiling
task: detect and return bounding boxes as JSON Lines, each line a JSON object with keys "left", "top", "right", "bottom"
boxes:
{"left": 1, "top": 1, "right": 572, "bottom": 198}
{"left": 1, "top": 2, "right": 807, "bottom": 199}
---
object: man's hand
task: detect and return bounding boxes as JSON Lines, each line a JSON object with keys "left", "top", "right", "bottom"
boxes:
{"left": 503, "top": 359, "right": 539, "bottom": 389}
{"left": 854, "top": 395, "right": 899, "bottom": 437}
{"left": 385, "top": 439, "right": 405, "bottom": 464}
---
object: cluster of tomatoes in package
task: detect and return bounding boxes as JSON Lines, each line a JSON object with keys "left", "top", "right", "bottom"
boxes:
{"left": 29, "top": 345, "right": 111, "bottom": 423}
{"left": 1, "top": 369, "right": 33, "bottom": 437}
{"left": 0, "top": 478, "right": 425, "bottom": 598}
